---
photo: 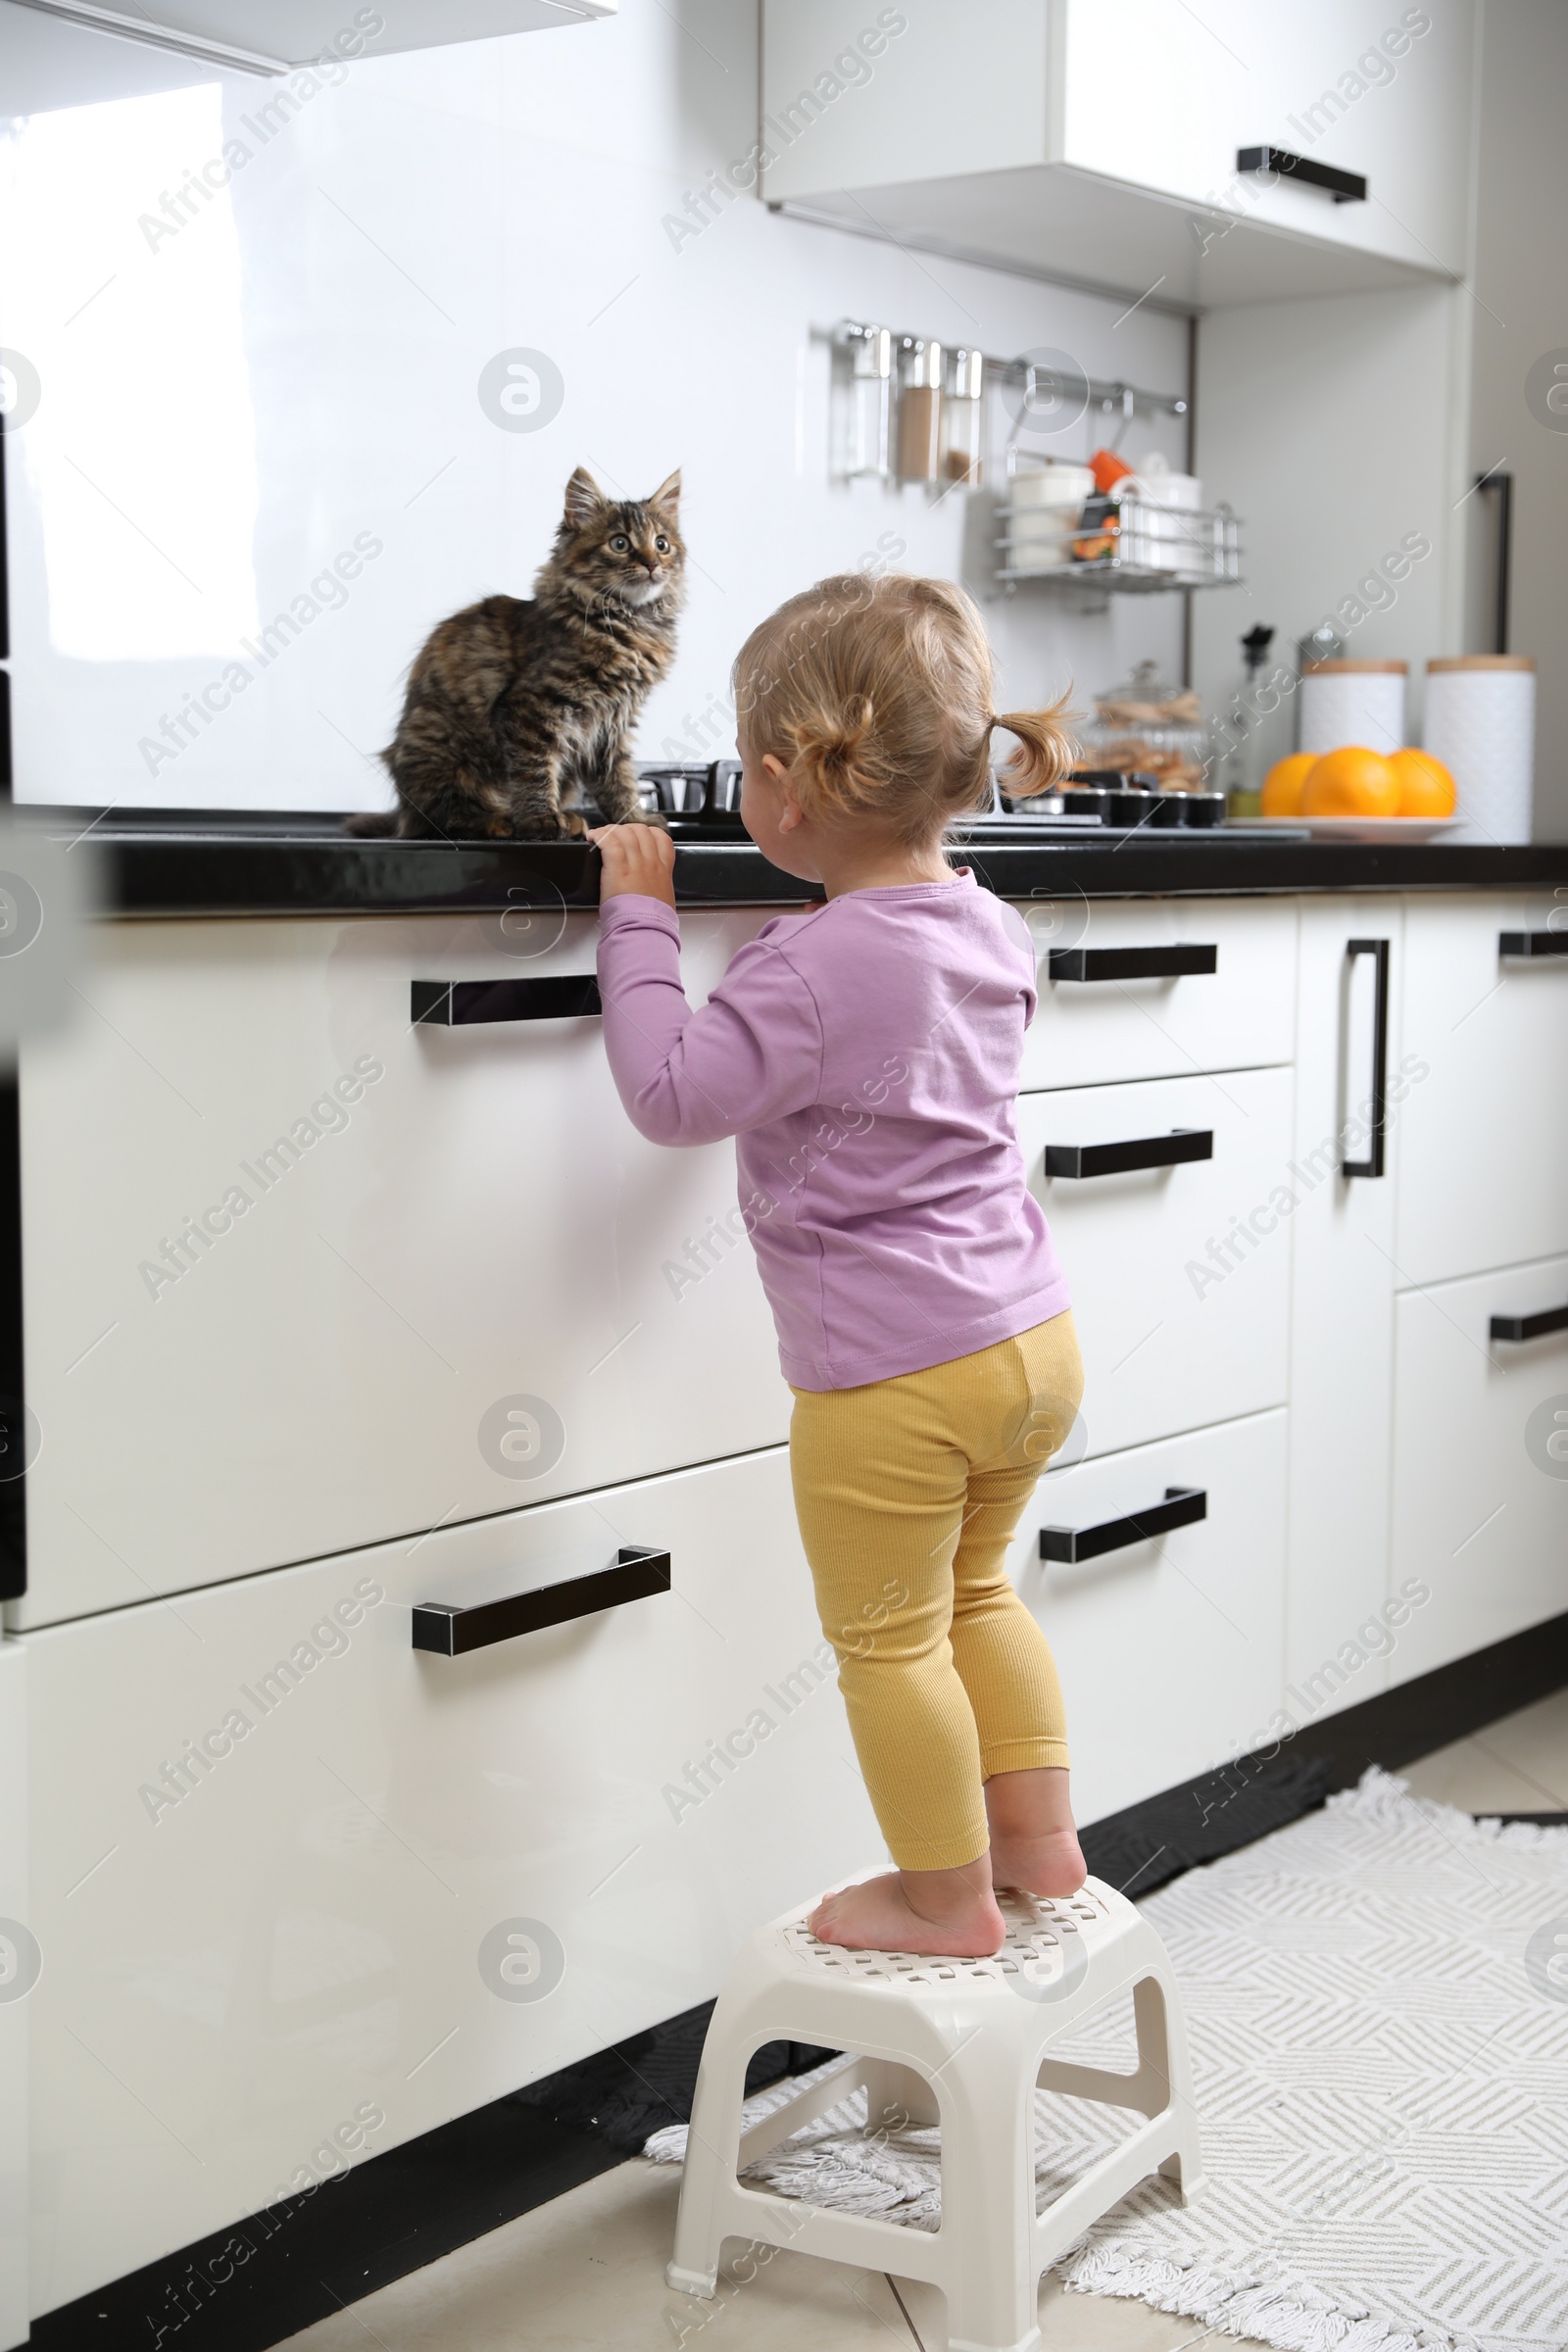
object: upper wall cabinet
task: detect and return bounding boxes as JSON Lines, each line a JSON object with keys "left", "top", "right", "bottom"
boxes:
{"left": 760, "top": 0, "right": 1474, "bottom": 308}
{"left": 4, "top": 0, "right": 613, "bottom": 83}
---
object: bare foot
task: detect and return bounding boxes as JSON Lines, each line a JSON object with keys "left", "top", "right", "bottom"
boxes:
{"left": 986, "top": 1825, "right": 1088, "bottom": 1899}
{"left": 808, "top": 1870, "right": 1006, "bottom": 1956}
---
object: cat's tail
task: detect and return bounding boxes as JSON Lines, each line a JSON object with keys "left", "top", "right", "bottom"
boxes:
{"left": 341, "top": 808, "right": 401, "bottom": 836}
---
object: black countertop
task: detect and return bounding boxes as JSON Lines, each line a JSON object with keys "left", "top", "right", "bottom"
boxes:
{"left": 22, "top": 808, "right": 1568, "bottom": 915}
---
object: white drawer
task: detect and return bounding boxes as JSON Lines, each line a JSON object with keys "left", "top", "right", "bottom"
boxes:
{"left": 1004, "top": 1409, "right": 1288, "bottom": 1826}
{"left": 1388, "top": 1254, "right": 1568, "bottom": 1683}
{"left": 1396, "top": 893, "right": 1568, "bottom": 1287}
{"left": 1012, "top": 897, "right": 1296, "bottom": 1092}
{"left": 1021, "top": 1066, "right": 1293, "bottom": 1457}
{"left": 24, "top": 1446, "right": 879, "bottom": 2311}
{"left": 17, "top": 912, "right": 790, "bottom": 1627}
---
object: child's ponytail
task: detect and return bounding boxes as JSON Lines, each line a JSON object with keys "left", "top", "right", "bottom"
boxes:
{"left": 989, "top": 700, "right": 1078, "bottom": 799}
{"left": 785, "top": 694, "right": 879, "bottom": 820}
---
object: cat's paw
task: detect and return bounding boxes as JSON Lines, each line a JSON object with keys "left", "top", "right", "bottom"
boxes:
{"left": 511, "top": 810, "right": 587, "bottom": 842}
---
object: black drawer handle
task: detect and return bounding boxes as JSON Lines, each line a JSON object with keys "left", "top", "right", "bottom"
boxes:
{"left": 1049, "top": 945, "right": 1217, "bottom": 982}
{"left": 1046, "top": 1128, "right": 1212, "bottom": 1180}
{"left": 1498, "top": 931, "right": 1568, "bottom": 960}
{"left": 1237, "top": 145, "right": 1366, "bottom": 203}
{"left": 1490, "top": 1302, "right": 1568, "bottom": 1344}
{"left": 412, "top": 976, "right": 601, "bottom": 1025}
{"left": 1041, "top": 1486, "right": 1206, "bottom": 1566}
{"left": 1341, "top": 939, "right": 1390, "bottom": 1181}
{"left": 413, "top": 1546, "right": 670, "bottom": 1655}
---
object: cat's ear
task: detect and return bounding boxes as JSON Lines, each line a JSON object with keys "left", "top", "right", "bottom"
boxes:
{"left": 649, "top": 469, "right": 682, "bottom": 523}
{"left": 563, "top": 467, "right": 605, "bottom": 530}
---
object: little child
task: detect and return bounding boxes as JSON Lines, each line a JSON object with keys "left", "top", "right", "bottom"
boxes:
{"left": 593, "top": 572, "right": 1083, "bottom": 1957}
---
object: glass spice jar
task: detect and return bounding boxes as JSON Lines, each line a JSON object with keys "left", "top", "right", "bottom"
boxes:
{"left": 898, "top": 338, "right": 944, "bottom": 482}
{"left": 940, "top": 348, "right": 984, "bottom": 485}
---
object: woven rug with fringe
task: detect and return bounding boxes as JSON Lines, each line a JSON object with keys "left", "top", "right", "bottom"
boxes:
{"left": 646, "top": 1770, "right": 1568, "bottom": 2352}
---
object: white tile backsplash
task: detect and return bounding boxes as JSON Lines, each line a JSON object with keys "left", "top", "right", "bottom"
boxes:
{"left": 1, "top": 1, "right": 1195, "bottom": 812}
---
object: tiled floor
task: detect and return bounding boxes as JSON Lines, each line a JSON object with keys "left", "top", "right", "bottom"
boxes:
{"left": 280, "top": 1691, "right": 1568, "bottom": 2352}
{"left": 1399, "top": 1685, "right": 1568, "bottom": 1815}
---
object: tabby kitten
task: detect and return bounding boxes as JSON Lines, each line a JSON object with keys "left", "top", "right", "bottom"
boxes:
{"left": 351, "top": 467, "right": 684, "bottom": 841}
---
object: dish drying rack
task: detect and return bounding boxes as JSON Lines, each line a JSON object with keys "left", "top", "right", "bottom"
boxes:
{"left": 995, "top": 494, "right": 1243, "bottom": 594}
{"left": 997, "top": 368, "right": 1240, "bottom": 597}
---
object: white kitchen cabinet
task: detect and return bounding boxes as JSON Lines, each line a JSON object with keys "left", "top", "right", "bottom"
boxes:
{"left": 1014, "top": 897, "right": 1296, "bottom": 1094}
{"left": 193, "top": 0, "right": 615, "bottom": 61}
{"left": 1055, "top": 2, "right": 1471, "bottom": 279}
{"left": 1282, "top": 898, "right": 1404, "bottom": 1705}
{"left": 0, "top": 1643, "right": 25, "bottom": 2352}
{"left": 1388, "top": 1255, "right": 1568, "bottom": 1681}
{"left": 1007, "top": 1408, "right": 1288, "bottom": 1824}
{"left": 1020, "top": 1065, "right": 1293, "bottom": 1458}
{"left": 1396, "top": 894, "right": 1568, "bottom": 1289}
{"left": 23, "top": 1445, "right": 879, "bottom": 2313}
{"left": 760, "top": 0, "right": 1474, "bottom": 306}
{"left": 15, "top": 912, "right": 790, "bottom": 1629}
{"left": 5, "top": 1, "right": 613, "bottom": 78}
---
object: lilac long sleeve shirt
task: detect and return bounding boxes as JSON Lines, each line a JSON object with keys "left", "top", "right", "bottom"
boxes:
{"left": 596, "top": 872, "right": 1069, "bottom": 1392}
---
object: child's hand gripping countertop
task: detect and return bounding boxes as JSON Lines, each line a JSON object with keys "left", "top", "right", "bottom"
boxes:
{"left": 589, "top": 820, "right": 677, "bottom": 908}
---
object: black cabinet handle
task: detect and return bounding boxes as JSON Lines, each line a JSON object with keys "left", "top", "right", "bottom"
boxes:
{"left": 1341, "top": 939, "right": 1390, "bottom": 1180}
{"left": 1475, "top": 469, "right": 1513, "bottom": 656}
{"left": 1237, "top": 145, "right": 1366, "bottom": 203}
{"left": 1041, "top": 1487, "right": 1206, "bottom": 1566}
{"left": 1490, "top": 1302, "right": 1568, "bottom": 1344}
{"left": 413, "top": 975, "right": 601, "bottom": 1025}
{"left": 1499, "top": 931, "right": 1568, "bottom": 960}
{"left": 1049, "top": 945, "right": 1217, "bottom": 982}
{"left": 414, "top": 1546, "right": 670, "bottom": 1655}
{"left": 1046, "top": 1128, "right": 1211, "bottom": 1180}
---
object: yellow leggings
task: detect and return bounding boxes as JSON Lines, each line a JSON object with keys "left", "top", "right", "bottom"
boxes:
{"left": 789, "top": 1311, "right": 1084, "bottom": 1874}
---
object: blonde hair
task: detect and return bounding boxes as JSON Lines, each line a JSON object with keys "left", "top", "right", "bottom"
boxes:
{"left": 732, "top": 572, "right": 1074, "bottom": 845}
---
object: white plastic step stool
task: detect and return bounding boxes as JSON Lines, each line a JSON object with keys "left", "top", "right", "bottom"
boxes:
{"left": 667, "top": 1874, "right": 1202, "bottom": 2352}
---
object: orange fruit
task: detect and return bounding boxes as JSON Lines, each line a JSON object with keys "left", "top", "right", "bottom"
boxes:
{"left": 1259, "top": 753, "right": 1316, "bottom": 816}
{"left": 1301, "top": 745, "right": 1400, "bottom": 817}
{"left": 1389, "top": 747, "right": 1456, "bottom": 817}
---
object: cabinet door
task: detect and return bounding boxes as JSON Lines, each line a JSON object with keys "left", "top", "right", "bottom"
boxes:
{"left": 24, "top": 1447, "right": 879, "bottom": 2313}
{"left": 761, "top": 0, "right": 1050, "bottom": 195}
{"left": 1060, "top": 0, "right": 1474, "bottom": 279}
{"left": 1005, "top": 1409, "right": 1288, "bottom": 1825}
{"left": 1283, "top": 899, "right": 1403, "bottom": 1706}
{"left": 17, "top": 912, "right": 790, "bottom": 1626}
{"left": 1396, "top": 893, "right": 1568, "bottom": 1288}
{"left": 1014, "top": 897, "right": 1296, "bottom": 1093}
{"left": 1020, "top": 1065, "right": 1293, "bottom": 1457}
{"left": 760, "top": 3, "right": 1471, "bottom": 297}
{"left": 0, "top": 1642, "right": 24, "bottom": 2352}
{"left": 1388, "top": 1256, "right": 1568, "bottom": 1681}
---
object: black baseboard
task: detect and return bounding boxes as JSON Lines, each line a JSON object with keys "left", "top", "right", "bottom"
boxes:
{"left": 1074, "top": 1606, "right": 1568, "bottom": 1897}
{"left": 33, "top": 1608, "right": 1568, "bottom": 2352}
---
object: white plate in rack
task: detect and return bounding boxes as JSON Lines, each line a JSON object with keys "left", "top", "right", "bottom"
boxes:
{"left": 1238, "top": 815, "right": 1464, "bottom": 844}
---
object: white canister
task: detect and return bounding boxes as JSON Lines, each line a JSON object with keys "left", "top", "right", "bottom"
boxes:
{"left": 1007, "top": 464, "right": 1094, "bottom": 569}
{"left": 1423, "top": 657, "right": 1536, "bottom": 845}
{"left": 1010, "top": 463, "right": 1095, "bottom": 511}
{"left": 1298, "top": 660, "right": 1406, "bottom": 758}
{"left": 1121, "top": 453, "right": 1202, "bottom": 510}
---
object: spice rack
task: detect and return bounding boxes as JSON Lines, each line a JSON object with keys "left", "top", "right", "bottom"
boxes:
{"left": 832, "top": 318, "right": 1243, "bottom": 602}
{"left": 832, "top": 319, "right": 1189, "bottom": 486}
